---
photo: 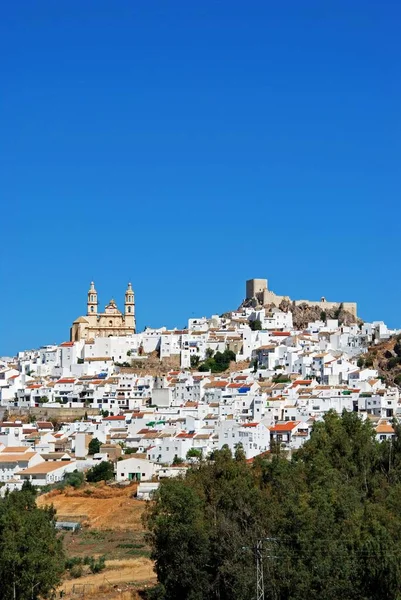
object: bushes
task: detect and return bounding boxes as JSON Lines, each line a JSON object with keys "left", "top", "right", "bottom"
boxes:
{"left": 88, "top": 437, "right": 101, "bottom": 455}
{"left": 61, "top": 471, "right": 84, "bottom": 489}
{"left": 272, "top": 374, "right": 291, "bottom": 383}
{"left": 86, "top": 461, "right": 114, "bottom": 483}
{"left": 65, "top": 555, "right": 106, "bottom": 577}
{"left": 70, "top": 565, "right": 83, "bottom": 578}
{"left": 198, "top": 349, "right": 236, "bottom": 373}
{"left": 388, "top": 356, "right": 401, "bottom": 370}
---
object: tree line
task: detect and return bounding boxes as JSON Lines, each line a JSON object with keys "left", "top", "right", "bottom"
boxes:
{"left": 145, "top": 411, "right": 401, "bottom": 600}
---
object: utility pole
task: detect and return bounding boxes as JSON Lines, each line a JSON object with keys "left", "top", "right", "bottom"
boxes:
{"left": 256, "top": 539, "right": 264, "bottom": 600}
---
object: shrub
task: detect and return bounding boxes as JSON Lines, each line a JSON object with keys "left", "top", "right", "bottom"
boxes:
{"left": 88, "top": 437, "right": 101, "bottom": 455}
{"left": 249, "top": 319, "right": 262, "bottom": 331}
{"left": 65, "top": 556, "right": 83, "bottom": 570}
{"left": 394, "top": 374, "right": 401, "bottom": 386}
{"left": 70, "top": 565, "right": 83, "bottom": 578}
{"left": 388, "top": 357, "right": 401, "bottom": 370}
{"left": 61, "top": 471, "right": 84, "bottom": 489}
{"left": 86, "top": 461, "right": 114, "bottom": 483}
{"left": 89, "top": 556, "right": 106, "bottom": 574}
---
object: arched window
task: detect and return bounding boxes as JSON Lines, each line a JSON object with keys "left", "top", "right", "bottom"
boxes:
{"left": 127, "top": 306, "right": 131, "bottom": 313}
{"left": 90, "top": 306, "right": 94, "bottom": 313}
{"left": 109, "top": 320, "right": 113, "bottom": 326}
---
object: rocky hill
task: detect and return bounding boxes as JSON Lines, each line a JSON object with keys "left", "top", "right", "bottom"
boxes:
{"left": 359, "top": 335, "right": 401, "bottom": 387}
{"left": 238, "top": 298, "right": 359, "bottom": 330}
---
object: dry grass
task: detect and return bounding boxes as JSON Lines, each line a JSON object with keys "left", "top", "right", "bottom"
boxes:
{"left": 61, "top": 557, "right": 155, "bottom": 593}
{"left": 38, "top": 482, "right": 146, "bottom": 530}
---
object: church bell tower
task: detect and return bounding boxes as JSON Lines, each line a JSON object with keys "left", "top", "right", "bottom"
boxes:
{"left": 87, "top": 281, "right": 98, "bottom": 315}
{"left": 124, "top": 282, "right": 135, "bottom": 332}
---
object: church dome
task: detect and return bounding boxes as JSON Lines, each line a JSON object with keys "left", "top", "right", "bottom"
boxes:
{"left": 73, "top": 316, "right": 89, "bottom": 324}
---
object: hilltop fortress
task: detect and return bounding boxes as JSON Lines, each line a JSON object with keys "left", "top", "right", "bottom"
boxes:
{"left": 246, "top": 278, "right": 357, "bottom": 318}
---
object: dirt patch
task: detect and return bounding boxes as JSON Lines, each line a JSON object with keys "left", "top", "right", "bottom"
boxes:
{"left": 61, "top": 557, "right": 156, "bottom": 598}
{"left": 38, "top": 482, "right": 145, "bottom": 530}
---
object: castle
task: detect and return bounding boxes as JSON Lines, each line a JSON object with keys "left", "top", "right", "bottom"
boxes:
{"left": 70, "top": 282, "right": 136, "bottom": 342}
{"left": 246, "top": 278, "right": 357, "bottom": 318}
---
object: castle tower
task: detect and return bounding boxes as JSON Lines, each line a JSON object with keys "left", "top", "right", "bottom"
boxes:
{"left": 124, "top": 282, "right": 136, "bottom": 332}
{"left": 87, "top": 281, "right": 98, "bottom": 315}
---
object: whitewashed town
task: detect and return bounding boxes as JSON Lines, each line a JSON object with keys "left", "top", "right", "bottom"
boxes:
{"left": 0, "top": 278, "right": 399, "bottom": 497}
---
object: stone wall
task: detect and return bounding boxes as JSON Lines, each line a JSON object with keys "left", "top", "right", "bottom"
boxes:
{"left": 9, "top": 407, "right": 100, "bottom": 421}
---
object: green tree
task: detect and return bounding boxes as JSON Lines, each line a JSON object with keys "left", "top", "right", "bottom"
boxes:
{"left": 0, "top": 486, "right": 65, "bottom": 599}
{"left": 186, "top": 448, "right": 202, "bottom": 461}
{"left": 62, "top": 470, "right": 84, "bottom": 489}
{"left": 146, "top": 412, "right": 401, "bottom": 600}
{"left": 88, "top": 437, "right": 101, "bottom": 455}
{"left": 199, "top": 349, "right": 235, "bottom": 373}
{"left": 249, "top": 319, "right": 262, "bottom": 331}
{"left": 86, "top": 461, "right": 114, "bottom": 482}
{"left": 190, "top": 355, "right": 200, "bottom": 369}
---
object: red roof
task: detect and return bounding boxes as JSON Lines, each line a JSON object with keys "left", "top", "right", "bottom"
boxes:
{"left": 272, "top": 331, "right": 291, "bottom": 336}
{"left": 56, "top": 378, "right": 76, "bottom": 384}
{"left": 291, "top": 380, "right": 313, "bottom": 387}
{"left": 176, "top": 432, "right": 195, "bottom": 439}
{"left": 103, "top": 415, "right": 125, "bottom": 421}
{"left": 242, "top": 422, "right": 259, "bottom": 428}
{"left": 9, "top": 375, "right": 18, "bottom": 380}
{"left": 59, "top": 341, "right": 75, "bottom": 347}
{"left": 270, "top": 421, "right": 300, "bottom": 432}
{"left": 227, "top": 383, "right": 244, "bottom": 389}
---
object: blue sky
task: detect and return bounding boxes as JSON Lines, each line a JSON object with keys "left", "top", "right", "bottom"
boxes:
{"left": 1, "top": 0, "right": 400, "bottom": 355}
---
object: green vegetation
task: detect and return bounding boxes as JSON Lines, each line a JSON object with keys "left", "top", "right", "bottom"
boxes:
{"left": 86, "top": 461, "right": 114, "bottom": 483}
{"left": 186, "top": 448, "right": 202, "bottom": 460}
{"left": 0, "top": 482, "right": 65, "bottom": 599}
{"left": 249, "top": 319, "right": 262, "bottom": 331}
{"left": 271, "top": 373, "right": 291, "bottom": 383}
{"left": 190, "top": 355, "right": 200, "bottom": 369}
{"left": 146, "top": 411, "right": 401, "bottom": 600}
{"left": 88, "top": 437, "right": 101, "bottom": 455}
{"left": 65, "top": 554, "right": 106, "bottom": 576}
{"left": 388, "top": 356, "right": 401, "bottom": 369}
{"left": 198, "top": 349, "right": 236, "bottom": 373}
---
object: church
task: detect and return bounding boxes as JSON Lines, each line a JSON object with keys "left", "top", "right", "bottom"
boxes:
{"left": 70, "top": 282, "right": 136, "bottom": 342}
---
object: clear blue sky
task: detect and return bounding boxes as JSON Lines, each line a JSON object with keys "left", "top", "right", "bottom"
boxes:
{"left": 1, "top": 0, "right": 400, "bottom": 355}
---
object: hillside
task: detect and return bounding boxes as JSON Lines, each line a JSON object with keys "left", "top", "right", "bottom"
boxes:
{"left": 38, "top": 483, "right": 156, "bottom": 599}
{"left": 359, "top": 334, "right": 401, "bottom": 387}
{"left": 38, "top": 482, "right": 145, "bottom": 529}
{"left": 238, "top": 297, "right": 359, "bottom": 329}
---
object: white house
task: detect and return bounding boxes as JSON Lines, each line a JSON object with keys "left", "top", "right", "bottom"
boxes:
{"left": 116, "top": 456, "right": 157, "bottom": 482}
